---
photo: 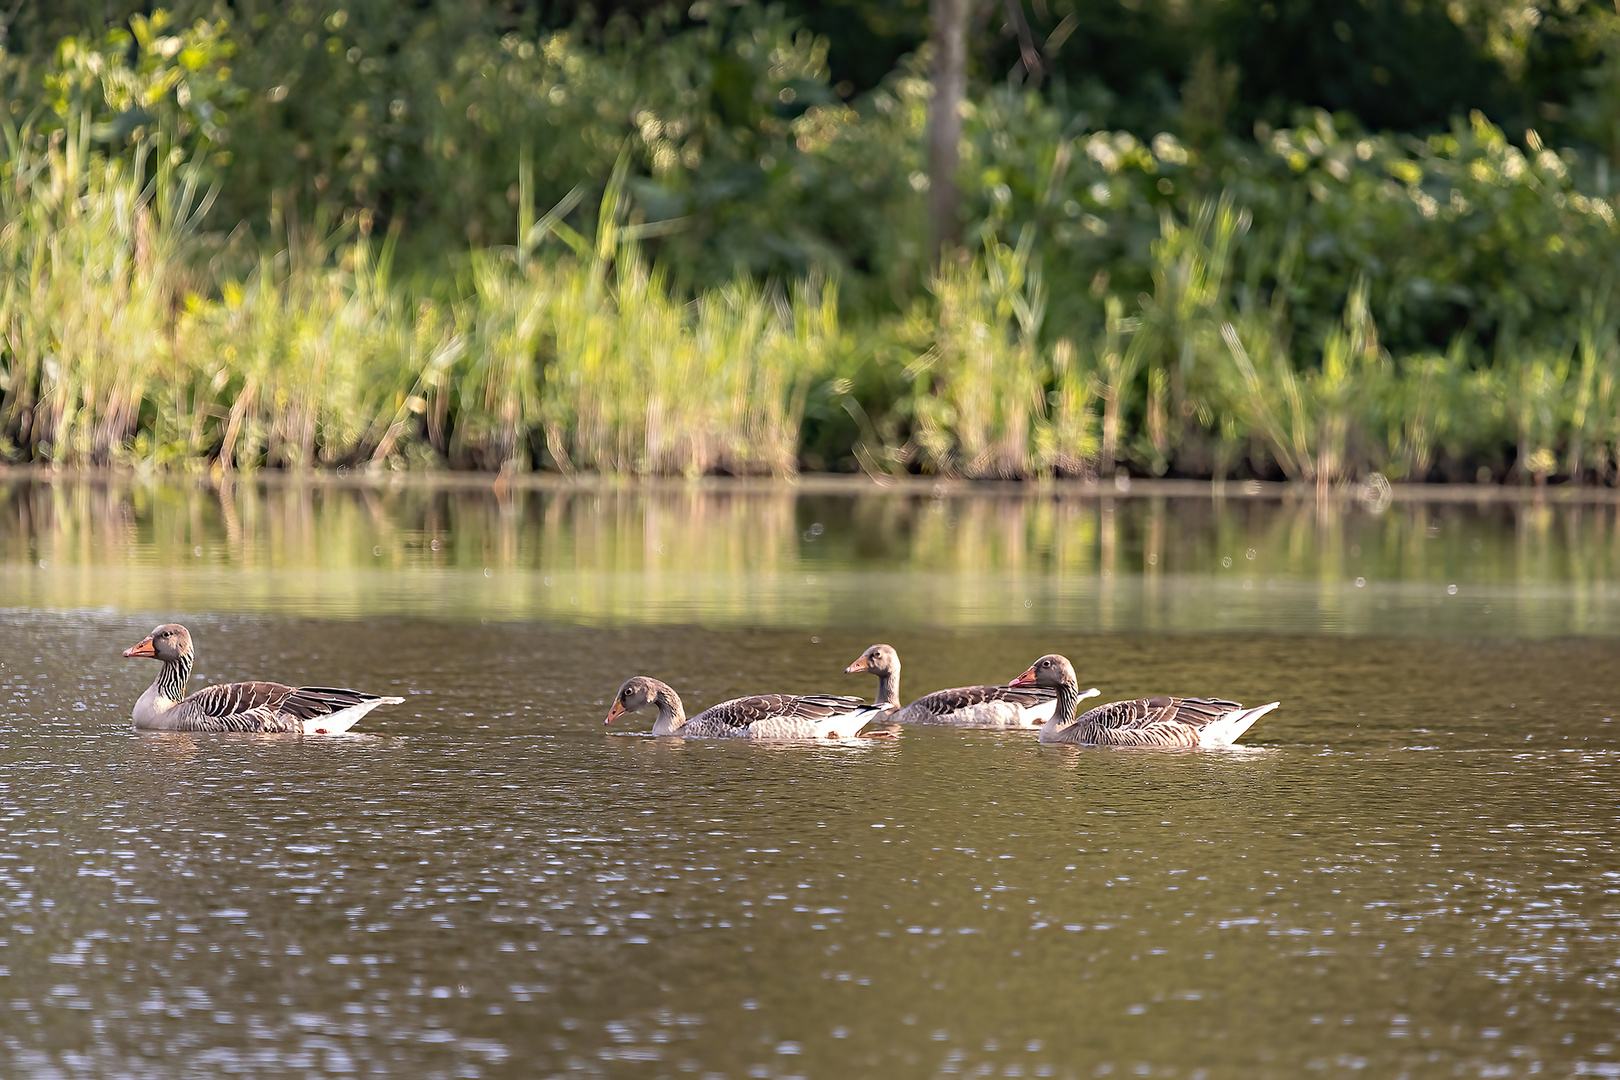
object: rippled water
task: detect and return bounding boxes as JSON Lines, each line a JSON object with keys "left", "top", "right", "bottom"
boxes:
{"left": 4, "top": 475, "right": 1620, "bottom": 1077}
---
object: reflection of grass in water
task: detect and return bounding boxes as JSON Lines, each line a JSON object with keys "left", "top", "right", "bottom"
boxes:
{"left": 10, "top": 478, "right": 804, "bottom": 575}
{"left": 10, "top": 478, "right": 1620, "bottom": 629}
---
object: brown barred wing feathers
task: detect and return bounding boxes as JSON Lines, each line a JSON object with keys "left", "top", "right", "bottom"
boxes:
{"left": 897, "top": 684, "right": 1063, "bottom": 727}
{"left": 170, "top": 682, "right": 404, "bottom": 734}
{"left": 916, "top": 685, "right": 1055, "bottom": 712}
{"left": 1073, "top": 697, "right": 1151, "bottom": 731}
{"left": 763, "top": 693, "right": 871, "bottom": 721}
{"left": 279, "top": 687, "right": 397, "bottom": 721}
{"left": 172, "top": 681, "right": 300, "bottom": 732}
{"left": 687, "top": 693, "right": 885, "bottom": 738}
{"left": 1060, "top": 696, "right": 1265, "bottom": 747}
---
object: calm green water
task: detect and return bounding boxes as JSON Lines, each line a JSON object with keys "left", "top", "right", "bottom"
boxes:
{"left": 4, "top": 476, "right": 1620, "bottom": 1078}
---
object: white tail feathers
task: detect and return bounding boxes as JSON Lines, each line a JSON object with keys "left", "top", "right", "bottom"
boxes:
{"left": 822, "top": 704, "right": 890, "bottom": 739}
{"left": 1197, "top": 701, "right": 1280, "bottom": 747}
{"left": 301, "top": 695, "right": 405, "bottom": 736}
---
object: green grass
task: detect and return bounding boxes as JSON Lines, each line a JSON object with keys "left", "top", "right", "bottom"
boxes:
{"left": 0, "top": 125, "right": 834, "bottom": 477}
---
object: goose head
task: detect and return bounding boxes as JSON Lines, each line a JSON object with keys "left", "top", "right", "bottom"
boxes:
{"left": 605, "top": 676, "right": 663, "bottom": 725}
{"left": 1009, "top": 653, "right": 1077, "bottom": 690}
{"left": 844, "top": 643, "right": 899, "bottom": 678}
{"left": 123, "top": 623, "right": 194, "bottom": 664}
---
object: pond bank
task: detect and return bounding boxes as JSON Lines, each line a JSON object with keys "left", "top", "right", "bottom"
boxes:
{"left": 10, "top": 463, "right": 1620, "bottom": 505}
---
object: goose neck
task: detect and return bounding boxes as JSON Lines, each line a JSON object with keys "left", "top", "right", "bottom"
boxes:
{"left": 1052, "top": 680, "right": 1083, "bottom": 728}
{"left": 650, "top": 685, "right": 687, "bottom": 735}
{"left": 156, "top": 654, "right": 193, "bottom": 703}
{"left": 873, "top": 668, "right": 901, "bottom": 711}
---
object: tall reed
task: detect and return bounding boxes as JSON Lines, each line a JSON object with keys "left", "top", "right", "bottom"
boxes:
{"left": 0, "top": 81, "right": 833, "bottom": 477}
{"left": 450, "top": 153, "right": 832, "bottom": 476}
{"left": 898, "top": 232, "right": 1099, "bottom": 478}
{"left": 0, "top": 107, "right": 189, "bottom": 462}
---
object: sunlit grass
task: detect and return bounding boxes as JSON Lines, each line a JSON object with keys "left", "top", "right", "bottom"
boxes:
{"left": 0, "top": 118, "right": 832, "bottom": 477}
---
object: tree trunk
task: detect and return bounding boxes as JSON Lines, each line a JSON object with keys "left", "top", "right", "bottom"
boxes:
{"left": 928, "top": 0, "right": 969, "bottom": 263}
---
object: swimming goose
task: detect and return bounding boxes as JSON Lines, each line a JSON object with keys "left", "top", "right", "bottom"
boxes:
{"left": 122, "top": 623, "right": 403, "bottom": 734}
{"left": 844, "top": 643, "right": 1098, "bottom": 727}
{"left": 1010, "top": 654, "right": 1278, "bottom": 747}
{"left": 605, "top": 676, "right": 888, "bottom": 738}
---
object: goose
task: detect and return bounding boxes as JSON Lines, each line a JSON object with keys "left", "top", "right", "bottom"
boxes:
{"left": 122, "top": 623, "right": 403, "bottom": 734}
{"left": 605, "top": 676, "right": 889, "bottom": 738}
{"left": 1010, "top": 654, "right": 1278, "bottom": 747}
{"left": 844, "top": 643, "right": 1098, "bottom": 727}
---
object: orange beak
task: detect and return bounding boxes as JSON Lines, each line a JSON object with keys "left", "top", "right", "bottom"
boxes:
{"left": 845, "top": 655, "right": 870, "bottom": 674}
{"left": 1009, "top": 665, "right": 1038, "bottom": 688}
{"left": 604, "top": 699, "right": 626, "bottom": 725}
{"left": 123, "top": 636, "right": 157, "bottom": 659}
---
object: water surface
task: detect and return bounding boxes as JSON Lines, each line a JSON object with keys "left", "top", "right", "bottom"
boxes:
{"left": 3, "top": 476, "right": 1619, "bottom": 1078}
{"left": 8, "top": 473, "right": 1620, "bottom": 634}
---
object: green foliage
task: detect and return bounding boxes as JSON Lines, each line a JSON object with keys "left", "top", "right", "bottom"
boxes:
{"left": 177, "top": 0, "right": 900, "bottom": 288}
{"left": 12, "top": 11, "right": 242, "bottom": 159}
{"left": 15, "top": 2, "right": 1620, "bottom": 482}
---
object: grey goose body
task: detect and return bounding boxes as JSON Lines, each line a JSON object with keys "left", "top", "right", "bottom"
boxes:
{"left": 123, "top": 624, "right": 403, "bottom": 734}
{"left": 1010, "top": 654, "right": 1278, "bottom": 747}
{"left": 606, "top": 676, "right": 888, "bottom": 738}
{"left": 845, "top": 644, "right": 1097, "bottom": 728}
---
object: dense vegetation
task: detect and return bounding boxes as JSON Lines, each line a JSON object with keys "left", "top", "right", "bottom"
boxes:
{"left": 7, "top": 0, "right": 1620, "bottom": 482}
